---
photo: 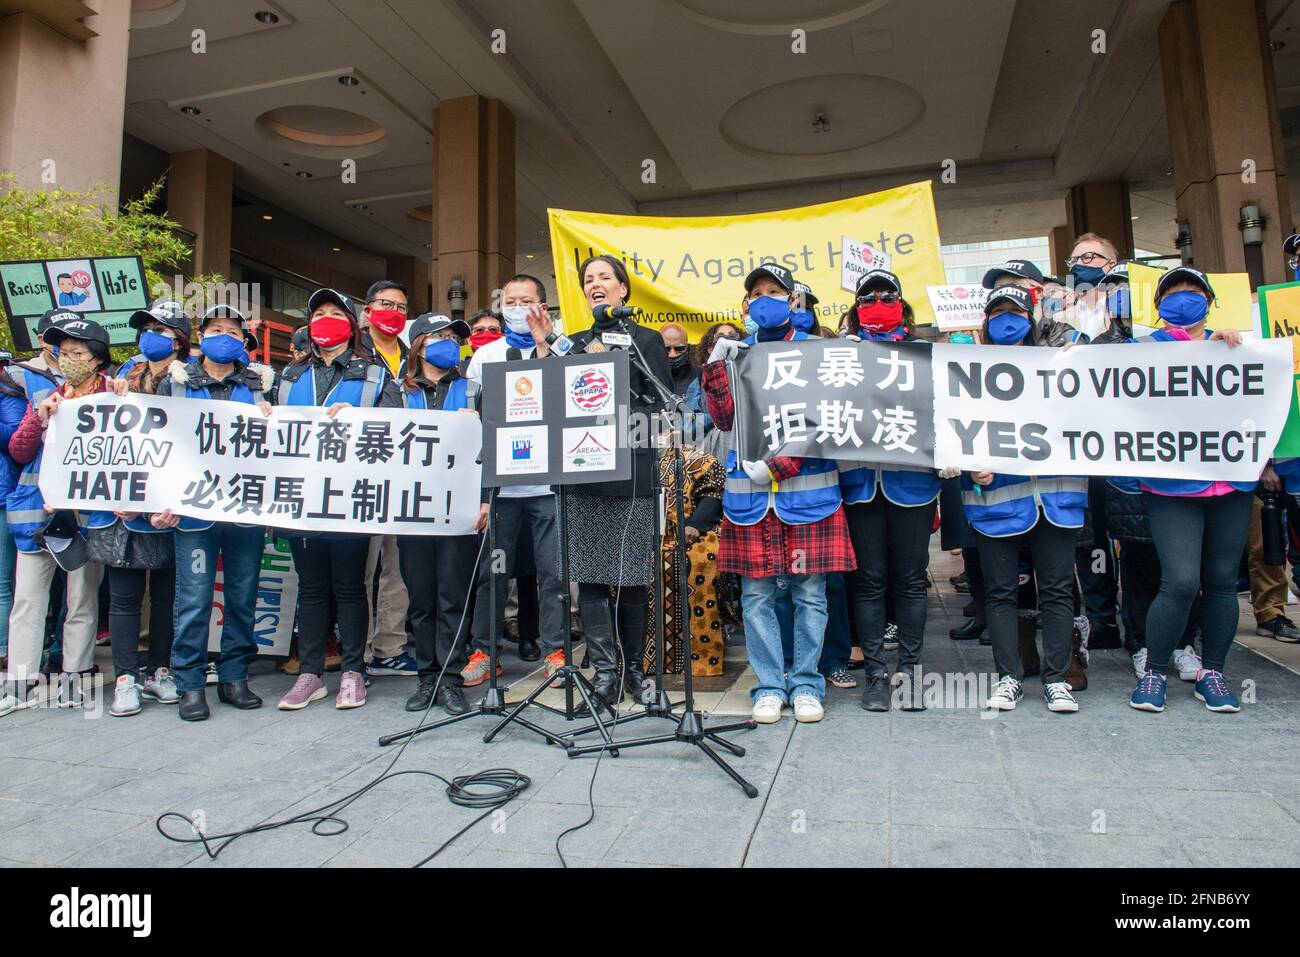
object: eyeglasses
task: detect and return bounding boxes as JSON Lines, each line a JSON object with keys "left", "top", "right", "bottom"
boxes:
{"left": 665, "top": 344, "right": 689, "bottom": 355}
{"left": 856, "top": 292, "right": 900, "bottom": 306}
{"left": 1065, "top": 251, "right": 1110, "bottom": 267}
{"left": 368, "top": 298, "right": 407, "bottom": 313}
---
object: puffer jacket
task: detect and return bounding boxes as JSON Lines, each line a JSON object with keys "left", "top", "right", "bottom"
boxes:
{"left": 1105, "top": 480, "right": 1150, "bottom": 544}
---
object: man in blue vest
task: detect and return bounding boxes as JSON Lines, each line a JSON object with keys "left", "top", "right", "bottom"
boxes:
{"left": 154, "top": 305, "right": 274, "bottom": 720}
{"left": 701, "top": 264, "right": 856, "bottom": 725}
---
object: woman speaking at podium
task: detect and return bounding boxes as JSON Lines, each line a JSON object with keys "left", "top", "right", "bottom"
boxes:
{"left": 565, "top": 254, "right": 673, "bottom": 715}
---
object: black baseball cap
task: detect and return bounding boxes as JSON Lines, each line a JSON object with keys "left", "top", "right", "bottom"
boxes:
{"left": 199, "top": 304, "right": 250, "bottom": 332}
{"left": 409, "top": 312, "right": 470, "bottom": 342}
{"left": 129, "top": 298, "right": 192, "bottom": 338}
{"left": 854, "top": 269, "right": 902, "bottom": 297}
{"left": 41, "top": 511, "right": 88, "bottom": 572}
{"left": 307, "top": 287, "right": 357, "bottom": 320}
{"left": 291, "top": 325, "right": 311, "bottom": 352}
{"left": 1154, "top": 266, "right": 1215, "bottom": 302}
{"left": 981, "top": 259, "right": 1045, "bottom": 289}
{"left": 43, "top": 316, "right": 111, "bottom": 357}
{"left": 1284, "top": 233, "right": 1300, "bottom": 256}
{"left": 0, "top": 350, "right": 12, "bottom": 365}
{"left": 744, "top": 263, "right": 795, "bottom": 294}
{"left": 37, "top": 308, "right": 78, "bottom": 335}
{"left": 1098, "top": 262, "right": 1130, "bottom": 287}
{"left": 243, "top": 328, "right": 259, "bottom": 352}
{"left": 984, "top": 286, "right": 1035, "bottom": 316}
{"left": 792, "top": 281, "right": 819, "bottom": 307}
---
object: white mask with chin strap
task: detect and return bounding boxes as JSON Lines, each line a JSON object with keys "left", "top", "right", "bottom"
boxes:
{"left": 1071, "top": 299, "right": 1108, "bottom": 339}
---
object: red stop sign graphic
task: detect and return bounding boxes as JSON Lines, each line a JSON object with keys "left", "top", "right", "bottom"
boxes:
{"left": 71, "top": 270, "right": 92, "bottom": 289}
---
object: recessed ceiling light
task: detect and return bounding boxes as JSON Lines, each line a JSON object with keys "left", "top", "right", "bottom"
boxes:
{"left": 525, "top": 254, "right": 535, "bottom": 260}
{"left": 180, "top": 105, "right": 201, "bottom": 116}
{"left": 1131, "top": 215, "right": 1139, "bottom": 221}
{"left": 254, "top": 11, "right": 279, "bottom": 25}
{"left": 331, "top": 246, "right": 341, "bottom": 252}
{"left": 295, "top": 170, "right": 312, "bottom": 179}
{"left": 338, "top": 75, "right": 359, "bottom": 87}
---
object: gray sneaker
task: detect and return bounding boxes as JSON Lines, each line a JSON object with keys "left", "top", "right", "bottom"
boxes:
{"left": 141, "top": 667, "right": 179, "bottom": 704}
{"left": 111, "top": 675, "right": 142, "bottom": 717}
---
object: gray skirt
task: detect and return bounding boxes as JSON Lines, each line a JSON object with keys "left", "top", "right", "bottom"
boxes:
{"left": 563, "top": 490, "right": 655, "bottom": 587}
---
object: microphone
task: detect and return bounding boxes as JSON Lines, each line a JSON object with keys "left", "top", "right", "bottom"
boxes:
{"left": 593, "top": 304, "right": 641, "bottom": 321}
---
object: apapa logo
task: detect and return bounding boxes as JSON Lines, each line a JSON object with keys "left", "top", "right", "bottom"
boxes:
{"left": 569, "top": 368, "right": 612, "bottom": 413}
{"left": 49, "top": 887, "right": 151, "bottom": 937}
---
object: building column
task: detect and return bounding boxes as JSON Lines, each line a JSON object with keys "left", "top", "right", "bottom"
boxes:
{"left": 1047, "top": 224, "right": 1074, "bottom": 277}
{"left": 385, "top": 256, "right": 431, "bottom": 316}
{"left": 1159, "top": 0, "right": 1292, "bottom": 285}
{"left": 1064, "top": 182, "right": 1135, "bottom": 260}
{"left": 0, "top": 2, "right": 130, "bottom": 201}
{"left": 166, "top": 149, "right": 234, "bottom": 279}
{"left": 432, "top": 96, "right": 515, "bottom": 319}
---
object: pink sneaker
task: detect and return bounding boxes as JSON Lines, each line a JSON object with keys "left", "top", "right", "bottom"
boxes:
{"left": 278, "top": 673, "right": 326, "bottom": 711}
{"left": 335, "top": 670, "right": 366, "bottom": 709}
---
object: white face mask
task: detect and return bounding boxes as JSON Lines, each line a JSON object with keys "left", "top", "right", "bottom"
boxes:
{"left": 1072, "top": 299, "right": 1108, "bottom": 339}
{"left": 501, "top": 305, "right": 531, "bottom": 333}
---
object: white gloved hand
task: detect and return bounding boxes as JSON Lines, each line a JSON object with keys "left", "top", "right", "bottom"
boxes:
{"left": 841, "top": 333, "right": 862, "bottom": 343}
{"left": 937, "top": 466, "right": 961, "bottom": 479}
{"left": 742, "top": 459, "right": 773, "bottom": 484}
{"left": 708, "top": 336, "right": 748, "bottom": 364}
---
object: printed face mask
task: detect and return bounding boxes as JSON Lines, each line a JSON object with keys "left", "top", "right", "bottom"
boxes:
{"left": 987, "top": 311, "right": 1032, "bottom": 345}
{"left": 748, "top": 295, "right": 791, "bottom": 330}
{"left": 368, "top": 308, "right": 406, "bottom": 338}
{"left": 310, "top": 315, "right": 352, "bottom": 348}
{"left": 59, "top": 355, "right": 97, "bottom": 386}
{"left": 200, "top": 333, "right": 246, "bottom": 364}
{"left": 139, "top": 330, "right": 176, "bottom": 361}
{"left": 424, "top": 338, "right": 461, "bottom": 370}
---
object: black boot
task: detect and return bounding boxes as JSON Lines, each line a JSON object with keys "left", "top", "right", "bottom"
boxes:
{"left": 517, "top": 637, "right": 541, "bottom": 662}
{"left": 405, "top": 678, "right": 436, "bottom": 712}
{"left": 949, "top": 618, "right": 986, "bottom": 641}
{"left": 860, "top": 671, "right": 890, "bottom": 712}
{"left": 179, "top": 689, "right": 210, "bottom": 721}
{"left": 435, "top": 684, "right": 469, "bottom": 715}
{"left": 217, "top": 681, "right": 262, "bottom": 710}
{"left": 617, "top": 591, "right": 650, "bottom": 704}
{"left": 574, "top": 589, "right": 620, "bottom": 716}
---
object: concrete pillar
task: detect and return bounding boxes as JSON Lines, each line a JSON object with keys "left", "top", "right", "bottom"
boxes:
{"left": 166, "top": 149, "right": 234, "bottom": 278}
{"left": 1047, "top": 225, "right": 1074, "bottom": 277}
{"left": 1065, "top": 182, "right": 1135, "bottom": 260}
{"left": 1159, "top": 0, "right": 1292, "bottom": 284}
{"left": 0, "top": 2, "right": 130, "bottom": 201}
{"left": 385, "top": 256, "right": 431, "bottom": 316}
{"left": 431, "top": 96, "right": 515, "bottom": 318}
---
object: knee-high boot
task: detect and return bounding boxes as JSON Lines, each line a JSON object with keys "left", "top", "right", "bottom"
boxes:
{"left": 575, "top": 585, "right": 620, "bottom": 715}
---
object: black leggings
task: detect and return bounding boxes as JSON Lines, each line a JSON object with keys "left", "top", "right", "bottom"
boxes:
{"left": 845, "top": 497, "right": 934, "bottom": 672}
{"left": 290, "top": 535, "right": 371, "bottom": 677}
{"left": 106, "top": 565, "right": 176, "bottom": 679}
{"left": 1144, "top": 491, "right": 1252, "bottom": 675}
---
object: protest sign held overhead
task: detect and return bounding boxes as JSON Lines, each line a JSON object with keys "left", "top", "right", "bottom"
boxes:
{"left": 39, "top": 394, "right": 484, "bottom": 535}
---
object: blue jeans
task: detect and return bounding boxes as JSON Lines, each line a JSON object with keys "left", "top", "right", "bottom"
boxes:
{"left": 779, "top": 572, "right": 851, "bottom": 674}
{"left": 743, "top": 573, "right": 827, "bottom": 703}
{"left": 171, "top": 524, "right": 265, "bottom": 693}
{"left": 0, "top": 509, "right": 14, "bottom": 655}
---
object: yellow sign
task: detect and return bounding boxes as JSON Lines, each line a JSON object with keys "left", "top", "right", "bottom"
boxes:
{"left": 1128, "top": 262, "right": 1253, "bottom": 331}
{"left": 546, "top": 182, "right": 947, "bottom": 341}
{"left": 1257, "top": 281, "right": 1300, "bottom": 455}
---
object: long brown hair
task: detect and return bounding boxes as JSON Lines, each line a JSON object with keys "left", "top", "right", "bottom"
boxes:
{"left": 696, "top": 321, "right": 742, "bottom": 364}
{"left": 401, "top": 332, "right": 432, "bottom": 394}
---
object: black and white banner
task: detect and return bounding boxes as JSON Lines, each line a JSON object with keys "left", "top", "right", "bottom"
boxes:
{"left": 730, "top": 338, "right": 1293, "bottom": 481}
{"left": 40, "top": 394, "right": 483, "bottom": 535}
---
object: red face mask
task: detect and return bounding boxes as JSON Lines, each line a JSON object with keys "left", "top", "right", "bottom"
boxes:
{"left": 310, "top": 315, "right": 352, "bottom": 349}
{"left": 856, "top": 301, "right": 903, "bottom": 334}
{"left": 470, "top": 329, "right": 504, "bottom": 352}
{"left": 368, "top": 308, "right": 406, "bottom": 338}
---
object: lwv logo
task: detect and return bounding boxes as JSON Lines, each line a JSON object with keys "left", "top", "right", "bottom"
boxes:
{"left": 49, "top": 887, "right": 151, "bottom": 937}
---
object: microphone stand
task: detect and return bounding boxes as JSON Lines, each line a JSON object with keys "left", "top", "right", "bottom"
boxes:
{"left": 563, "top": 321, "right": 758, "bottom": 799}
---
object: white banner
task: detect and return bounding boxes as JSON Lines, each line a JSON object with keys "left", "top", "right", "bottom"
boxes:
{"left": 41, "top": 394, "right": 483, "bottom": 535}
{"left": 931, "top": 339, "right": 1293, "bottom": 480}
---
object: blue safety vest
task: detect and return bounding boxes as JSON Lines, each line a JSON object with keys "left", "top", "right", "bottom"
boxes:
{"left": 278, "top": 360, "right": 387, "bottom": 409}
{"left": 116, "top": 354, "right": 143, "bottom": 378}
{"left": 10, "top": 362, "right": 60, "bottom": 404}
{"left": 959, "top": 474, "right": 1088, "bottom": 537}
{"left": 838, "top": 463, "right": 940, "bottom": 507}
{"left": 722, "top": 449, "right": 840, "bottom": 526}
{"left": 403, "top": 376, "right": 473, "bottom": 412}
{"left": 1274, "top": 458, "right": 1300, "bottom": 494}
{"left": 6, "top": 380, "right": 84, "bottom": 553}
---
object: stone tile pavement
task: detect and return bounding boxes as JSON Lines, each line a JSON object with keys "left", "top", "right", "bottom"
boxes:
{"left": 2, "top": 547, "right": 1299, "bottom": 868}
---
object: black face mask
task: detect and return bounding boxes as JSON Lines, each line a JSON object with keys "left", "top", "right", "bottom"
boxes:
{"left": 670, "top": 351, "right": 691, "bottom": 370}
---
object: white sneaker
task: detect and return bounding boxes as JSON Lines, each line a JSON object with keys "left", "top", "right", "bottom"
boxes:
{"left": 792, "top": 694, "right": 824, "bottom": 723}
{"left": 986, "top": 675, "right": 1022, "bottom": 710}
{"left": 110, "top": 675, "right": 141, "bottom": 717}
{"left": 1131, "top": 647, "right": 1148, "bottom": 678}
{"left": 1172, "top": 646, "right": 1201, "bottom": 682}
{"left": 141, "top": 667, "right": 179, "bottom": 704}
{"left": 1043, "top": 681, "right": 1080, "bottom": 713}
{"left": 0, "top": 691, "right": 22, "bottom": 717}
{"left": 751, "top": 694, "right": 784, "bottom": 724}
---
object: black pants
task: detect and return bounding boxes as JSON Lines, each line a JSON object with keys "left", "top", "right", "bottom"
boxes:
{"left": 397, "top": 534, "right": 478, "bottom": 684}
{"left": 290, "top": 535, "right": 370, "bottom": 676}
{"left": 106, "top": 564, "right": 175, "bottom": 679}
{"left": 576, "top": 582, "right": 647, "bottom": 676}
{"left": 846, "top": 497, "right": 934, "bottom": 673}
{"left": 1144, "top": 491, "right": 1252, "bottom": 675}
{"left": 472, "top": 494, "right": 566, "bottom": 653}
{"left": 963, "top": 547, "right": 986, "bottom": 625}
{"left": 1075, "top": 478, "right": 1119, "bottom": 626}
{"left": 977, "top": 516, "right": 1077, "bottom": 684}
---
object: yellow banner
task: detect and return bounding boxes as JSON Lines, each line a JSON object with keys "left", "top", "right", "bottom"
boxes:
{"left": 546, "top": 182, "right": 947, "bottom": 341}
{"left": 1128, "top": 262, "right": 1253, "bottom": 331}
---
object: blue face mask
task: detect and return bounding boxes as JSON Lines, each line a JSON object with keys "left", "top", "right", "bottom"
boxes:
{"left": 139, "top": 330, "right": 176, "bottom": 362}
{"left": 200, "top": 333, "right": 246, "bottom": 364}
{"left": 1070, "top": 264, "right": 1107, "bottom": 288}
{"left": 424, "top": 338, "right": 461, "bottom": 370}
{"left": 1041, "top": 296, "right": 1066, "bottom": 319}
{"left": 949, "top": 332, "right": 975, "bottom": 345}
{"left": 790, "top": 308, "right": 815, "bottom": 333}
{"left": 1157, "top": 290, "right": 1209, "bottom": 327}
{"left": 749, "top": 295, "right": 791, "bottom": 330}
{"left": 743, "top": 316, "right": 758, "bottom": 336}
{"left": 1106, "top": 287, "right": 1131, "bottom": 320}
{"left": 987, "top": 311, "right": 1032, "bottom": 345}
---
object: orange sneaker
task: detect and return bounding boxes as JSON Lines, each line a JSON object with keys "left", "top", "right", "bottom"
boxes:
{"left": 461, "top": 650, "right": 501, "bottom": 687}
{"left": 544, "top": 649, "right": 566, "bottom": 679}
